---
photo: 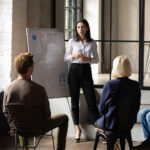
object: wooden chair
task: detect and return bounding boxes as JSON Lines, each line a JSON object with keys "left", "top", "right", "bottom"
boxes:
{"left": 6, "top": 104, "right": 55, "bottom": 150}
{"left": 93, "top": 96, "right": 138, "bottom": 150}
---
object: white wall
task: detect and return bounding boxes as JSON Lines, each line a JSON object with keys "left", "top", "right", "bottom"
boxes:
{"left": 0, "top": 0, "right": 27, "bottom": 90}
{"left": 0, "top": 0, "right": 12, "bottom": 90}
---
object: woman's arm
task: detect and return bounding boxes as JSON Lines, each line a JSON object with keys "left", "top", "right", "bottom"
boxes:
{"left": 91, "top": 41, "right": 99, "bottom": 64}
{"left": 136, "top": 82, "right": 141, "bottom": 114}
{"left": 40, "top": 87, "right": 51, "bottom": 120}
{"left": 98, "top": 82, "right": 111, "bottom": 114}
{"left": 64, "top": 39, "right": 84, "bottom": 62}
{"left": 64, "top": 39, "right": 74, "bottom": 62}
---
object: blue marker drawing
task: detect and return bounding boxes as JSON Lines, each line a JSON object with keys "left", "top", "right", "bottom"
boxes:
{"left": 58, "top": 72, "right": 67, "bottom": 87}
{"left": 32, "top": 35, "right": 37, "bottom": 40}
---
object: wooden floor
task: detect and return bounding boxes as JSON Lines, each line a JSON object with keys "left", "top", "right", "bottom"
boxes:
{"left": 0, "top": 135, "right": 144, "bottom": 150}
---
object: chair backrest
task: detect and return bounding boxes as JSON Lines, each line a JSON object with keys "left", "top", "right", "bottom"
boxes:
{"left": 115, "top": 96, "right": 137, "bottom": 132}
{"left": 0, "top": 91, "right": 10, "bottom": 137}
{"left": 7, "top": 104, "right": 46, "bottom": 137}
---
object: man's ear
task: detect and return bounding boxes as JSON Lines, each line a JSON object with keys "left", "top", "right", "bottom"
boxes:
{"left": 27, "top": 66, "right": 33, "bottom": 75}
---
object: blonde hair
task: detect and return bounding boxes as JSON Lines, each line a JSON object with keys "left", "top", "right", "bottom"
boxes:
{"left": 111, "top": 55, "right": 132, "bottom": 78}
{"left": 14, "top": 52, "right": 34, "bottom": 74}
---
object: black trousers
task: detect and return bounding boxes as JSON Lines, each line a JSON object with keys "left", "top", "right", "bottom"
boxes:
{"left": 68, "top": 63, "right": 99, "bottom": 125}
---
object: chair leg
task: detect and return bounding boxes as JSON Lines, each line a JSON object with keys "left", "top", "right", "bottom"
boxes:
{"left": 127, "top": 133, "right": 133, "bottom": 150}
{"left": 107, "top": 141, "right": 115, "bottom": 150}
{"left": 120, "top": 138, "right": 125, "bottom": 150}
{"left": 45, "top": 130, "right": 55, "bottom": 150}
{"left": 34, "top": 137, "right": 36, "bottom": 150}
{"left": 15, "top": 133, "right": 17, "bottom": 150}
{"left": 51, "top": 135, "right": 55, "bottom": 150}
{"left": 93, "top": 132, "right": 100, "bottom": 150}
{"left": 107, "top": 137, "right": 116, "bottom": 150}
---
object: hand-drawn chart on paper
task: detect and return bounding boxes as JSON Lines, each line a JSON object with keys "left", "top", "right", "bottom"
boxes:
{"left": 27, "top": 28, "right": 70, "bottom": 98}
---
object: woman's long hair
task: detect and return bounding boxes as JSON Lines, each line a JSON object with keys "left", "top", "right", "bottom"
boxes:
{"left": 75, "top": 19, "right": 93, "bottom": 42}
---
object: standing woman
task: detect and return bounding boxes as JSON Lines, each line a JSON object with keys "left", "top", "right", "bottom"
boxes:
{"left": 64, "top": 19, "right": 99, "bottom": 142}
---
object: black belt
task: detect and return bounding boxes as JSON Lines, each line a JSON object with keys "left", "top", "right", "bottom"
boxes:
{"left": 71, "top": 63, "right": 90, "bottom": 66}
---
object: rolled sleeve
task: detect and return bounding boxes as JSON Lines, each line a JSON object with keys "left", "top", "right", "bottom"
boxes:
{"left": 98, "top": 82, "right": 111, "bottom": 114}
{"left": 136, "top": 83, "right": 141, "bottom": 114}
{"left": 64, "top": 39, "right": 73, "bottom": 62}
{"left": 40, "top": 87, "right": 51, "bottom": 120}
{"left": 91, "top": 41, "right": 99, "bottom": 64}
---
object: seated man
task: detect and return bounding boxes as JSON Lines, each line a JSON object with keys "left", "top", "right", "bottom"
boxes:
{"left": 134, "top": 108, "right": 150, "bottom": 149}
{"left": 3, "top": 52, "right": 68, "bottom": 150}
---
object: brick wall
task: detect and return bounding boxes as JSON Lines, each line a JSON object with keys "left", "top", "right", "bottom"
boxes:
{"left": 0, "top": 0, "right": 27, "bottom": 90}
{"left": 0, "top": 0, "right": 63, "bottom": 90}
{"left": 0, "top": 0, "right": 12, "bottom": 90}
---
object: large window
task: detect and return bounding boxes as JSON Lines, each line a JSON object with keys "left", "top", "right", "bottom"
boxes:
{"left": 95, "top": 0, "right": 140, "bottom": 88}
{"left": 65, "top": 0, "right": 150, "bottom": 89}
{"left": 93, "top": 0, "right": 150, "bottom": 89}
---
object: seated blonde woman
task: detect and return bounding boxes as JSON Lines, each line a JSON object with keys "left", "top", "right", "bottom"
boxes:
{"left": 95, "top": 55, "right": 141, "bottom": 132}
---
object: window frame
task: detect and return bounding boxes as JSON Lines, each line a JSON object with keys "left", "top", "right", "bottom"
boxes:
{"left": 64, "top": 0, "right": 83, "bottom": 40}
{"left": 94, "top": 0, "right": 150, "bottom": 90}
{"left": 64, "top": 0, "right": 150, "bottom": 90}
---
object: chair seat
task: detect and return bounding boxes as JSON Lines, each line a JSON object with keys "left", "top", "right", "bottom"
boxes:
{"left": 94, "top": 130, "right": 133, "bottom": 150}
{"left": 6, "top": 104, "right": 55, "bottom": 150}
{"left": 94, "top": 96, "right": 136, "bottom": 150}
{"left": 96, "top": 128, "right": 115, "bottom": 135}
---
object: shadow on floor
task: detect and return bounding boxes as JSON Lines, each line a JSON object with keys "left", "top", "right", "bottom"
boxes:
{"left": 0, "top": 135, "right": 143, "bottom": 150}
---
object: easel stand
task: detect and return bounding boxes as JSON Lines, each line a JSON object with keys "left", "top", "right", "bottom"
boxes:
{"left": 66, "top": 97, "right": 77, "bottom": 135}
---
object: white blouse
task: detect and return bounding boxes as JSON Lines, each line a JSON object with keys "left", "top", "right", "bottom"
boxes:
{"left": 64, "top": 38, "right": 99, "bottom": 64}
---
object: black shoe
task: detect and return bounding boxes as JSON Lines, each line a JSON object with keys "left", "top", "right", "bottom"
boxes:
{"left": 75, "top": 138, "right": 80, "bottom": 143}
{"left": 75, "top": 129, "right": 82, "bottom": 143}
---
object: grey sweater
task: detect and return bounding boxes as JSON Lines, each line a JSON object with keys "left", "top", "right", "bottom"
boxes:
{"left": 3, "top": 79, "right": 51, "bottom": 129}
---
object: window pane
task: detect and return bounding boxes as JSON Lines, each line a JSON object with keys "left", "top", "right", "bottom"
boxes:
{"left": 111, "top": 0, "right": 139, "bottom": 40}
{"left": 144, "top": 0, "right": 150, "bottom": 41}
{"left": 65, "top": 0, "right": 70, "bottom": 7}
{"left": 64, "top": 0, "right": 83, "bottom": 40}
{"left": 112, "top": 42, "right": 139, "bottom": 81}
{"left": 77, "top": 9, "right": 82, "bottom": 21}
{"left": 143, "top": 44, "right": 150, "bottom": 86}
{"left": 65, "top": 30, "right": 74, "bottom": 40}
{"left": 77, "top": 0, "right": 82, "bottom": 8}
{"left": 103, "top": 0, "right": 110, "bottom": 40}
{"left": 92, "top": 42, "right": 139, "bottom": 85}
{"left": 92, "top": 42, "right": 110, "bottom": 85}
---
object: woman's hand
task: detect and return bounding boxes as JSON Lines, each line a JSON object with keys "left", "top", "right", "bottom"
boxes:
{"left": 81, "top": 56, "right": 92, "bottom": 62}
{"left": 72, "top": 53, "right": 84, "bottom": 59}
{"left": 72, "top": 53, "right": 92, "bottom": 62}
